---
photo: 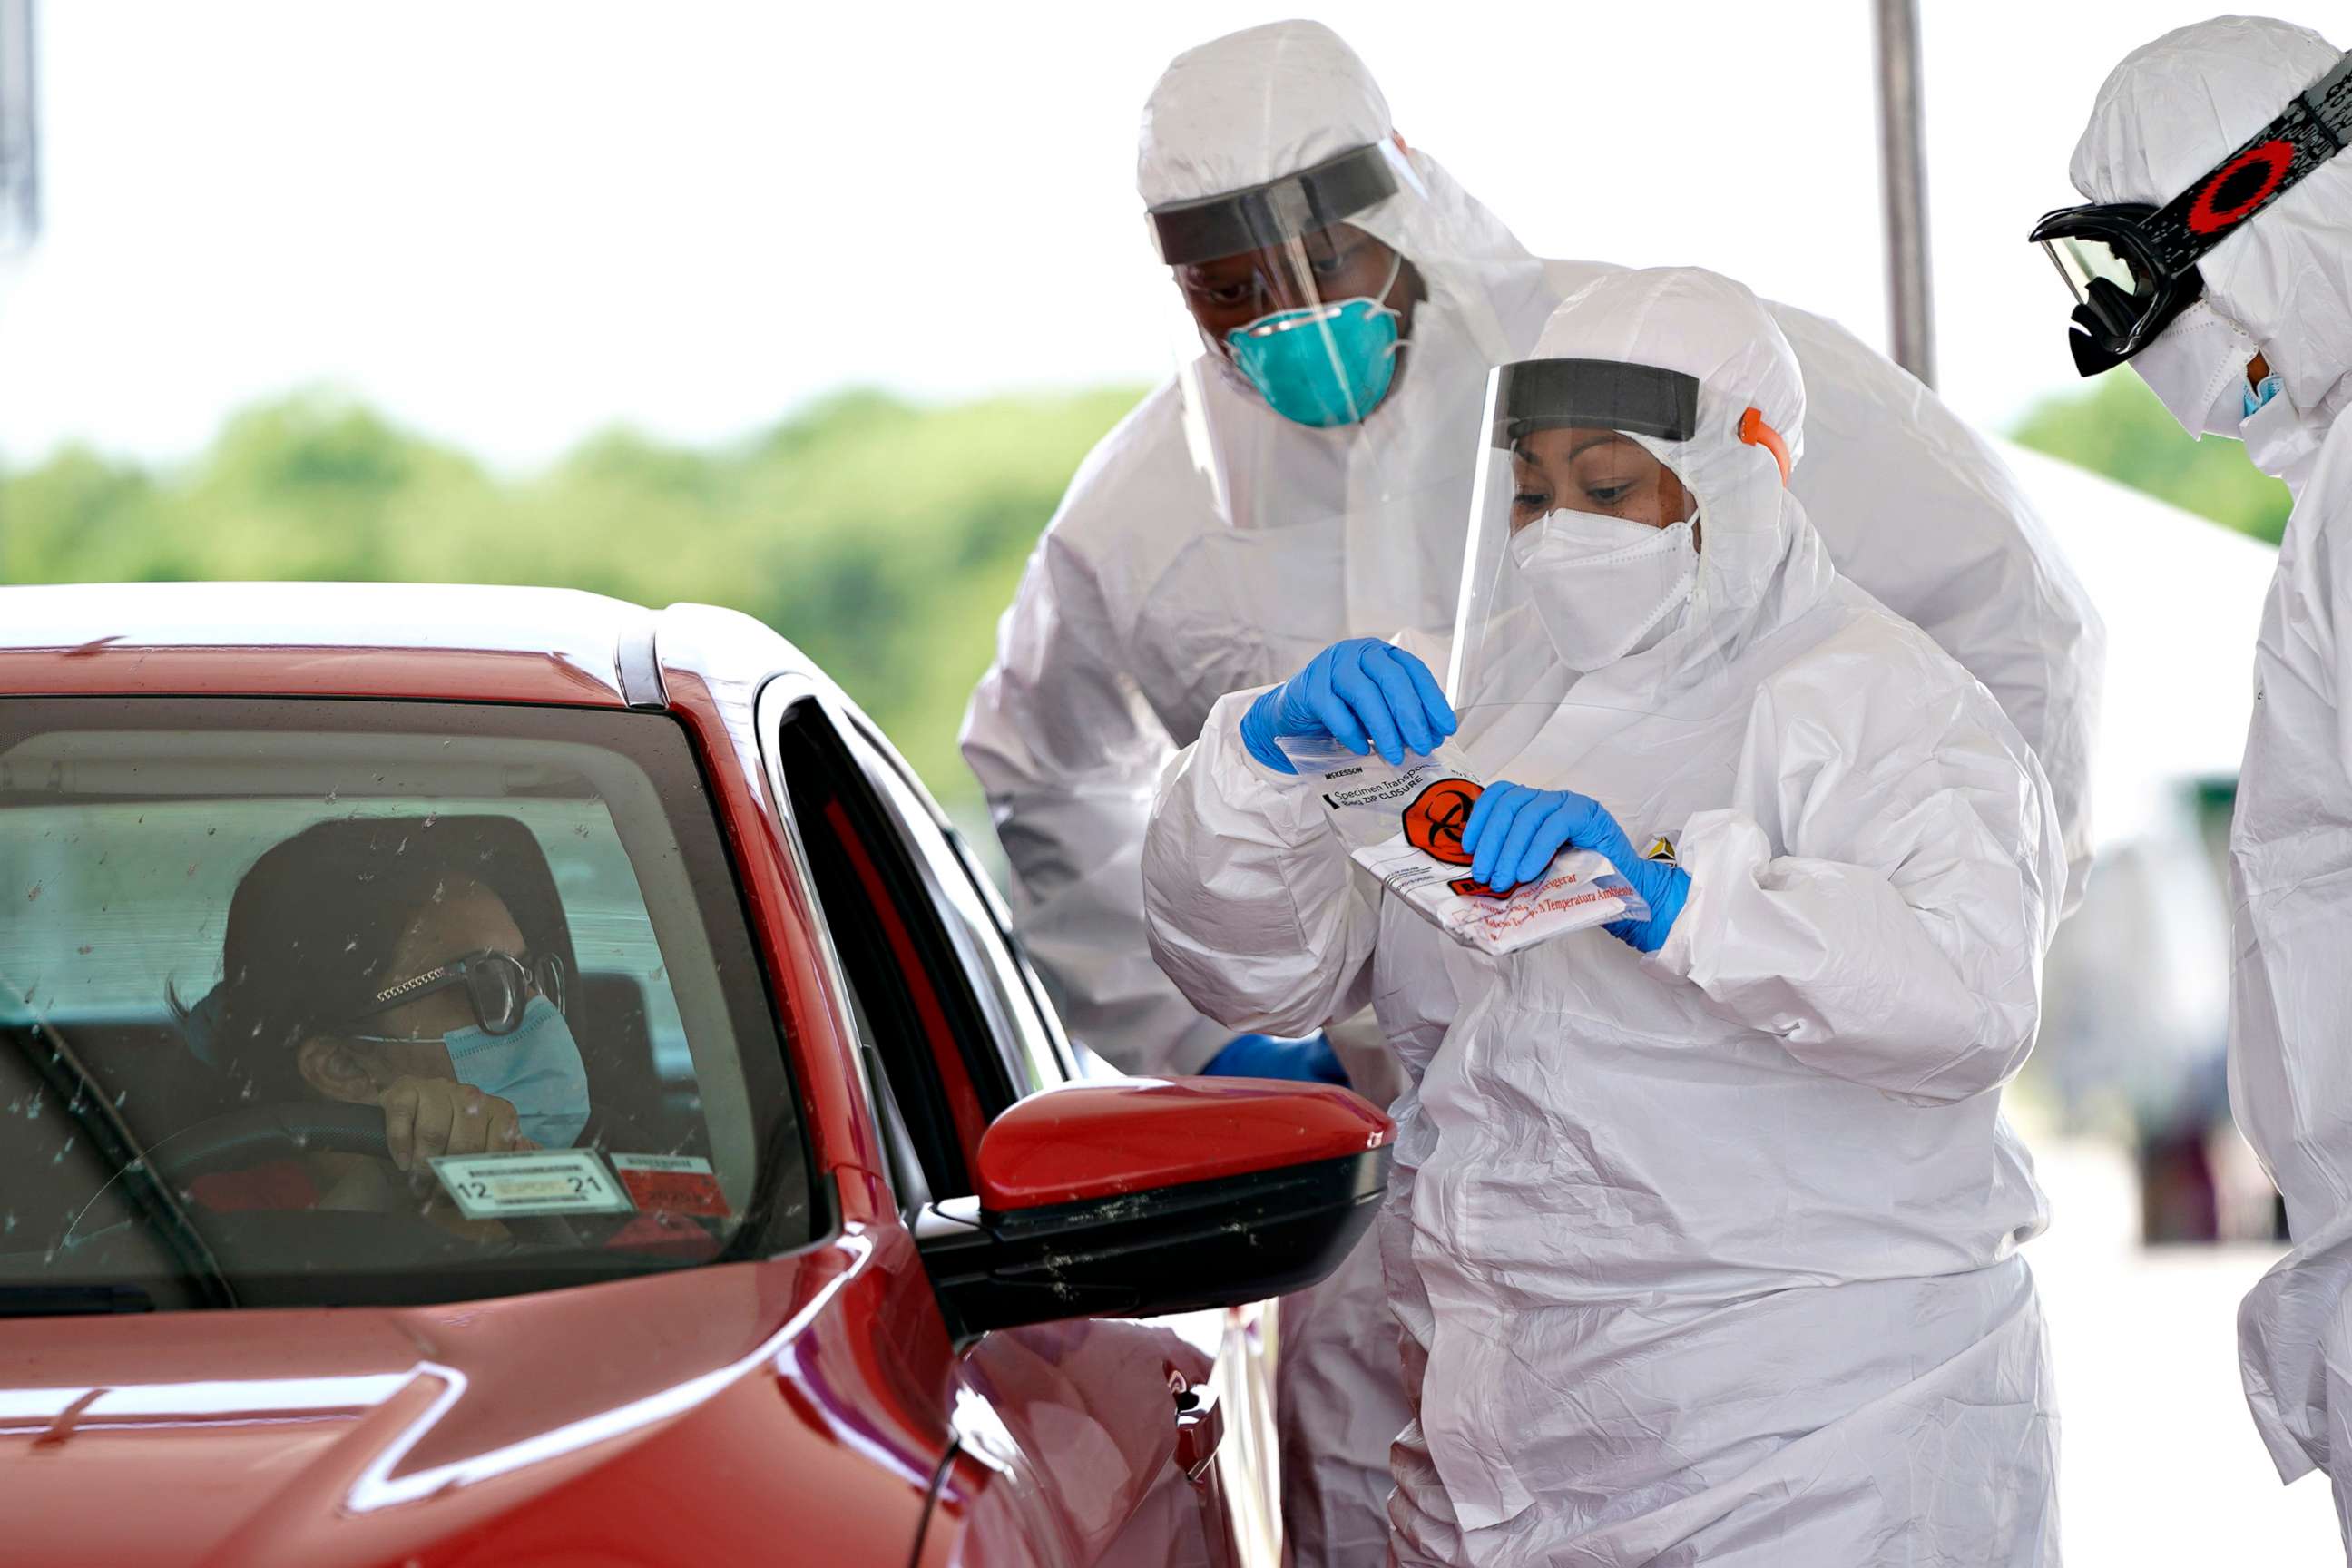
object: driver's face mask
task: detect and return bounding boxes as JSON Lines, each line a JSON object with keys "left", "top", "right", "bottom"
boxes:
{"left": 443, "top": 997, "right": 592, "bottom": 1149}
{"left": 177, "top": 983, "right": 230, "bottom": 1067}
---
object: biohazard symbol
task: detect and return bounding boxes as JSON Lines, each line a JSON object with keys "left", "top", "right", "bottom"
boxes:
{"left": 1402, "top": 777, "right": 1483, "bottom": 867}
{"left": 1644, "top": 837, "right": 1678, "bottom": 866}
{"left": 1447, "top": 875, "right": 1511, "bottom": 900}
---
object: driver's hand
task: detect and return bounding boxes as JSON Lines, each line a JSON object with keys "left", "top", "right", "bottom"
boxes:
{"left": 380, "top": 1077, "right": 532, "bottom": 1171}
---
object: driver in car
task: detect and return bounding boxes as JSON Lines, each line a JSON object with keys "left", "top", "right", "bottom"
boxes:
{"left": 172, "top": 817, "right": 589, "bottom": 1216}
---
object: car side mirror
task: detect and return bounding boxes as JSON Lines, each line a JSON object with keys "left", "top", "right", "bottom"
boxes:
{"left": 912, "top": 1077, "right": 1393, "bottom": 1341}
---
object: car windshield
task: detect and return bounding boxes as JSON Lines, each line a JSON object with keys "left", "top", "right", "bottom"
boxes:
{"left": 0, "top": 698, "right": 813, "bottom": 1313}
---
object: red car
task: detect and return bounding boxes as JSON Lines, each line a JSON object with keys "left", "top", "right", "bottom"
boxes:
{"left": 0, "top": 583, "right": 1391, "bottom": 1568}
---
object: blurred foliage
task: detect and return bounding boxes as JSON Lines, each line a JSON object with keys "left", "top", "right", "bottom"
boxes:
{"left": 1, "top": 368, "right": 2290, "bottom": 814}
{"left": 0, "top": 387, "right": 1144, "bottom": 807}
{"left": 2012, "top": 370, "right": 2293, "bottom": 544}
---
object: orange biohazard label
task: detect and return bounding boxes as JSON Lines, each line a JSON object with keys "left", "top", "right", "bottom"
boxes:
{"left": 1402, "top": 778, "right": 1483, "bottom": 867}
{"left": 1446, "top": 875, "right": 1511, "bottom": 900}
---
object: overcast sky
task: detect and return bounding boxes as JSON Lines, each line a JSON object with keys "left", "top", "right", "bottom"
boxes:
{"left": 0, "top": 1, "right": 2338, "bottom": 470}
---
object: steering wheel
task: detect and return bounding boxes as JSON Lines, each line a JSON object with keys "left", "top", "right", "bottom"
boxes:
{"left": 64, "top": 1102, "right": 577, "bottom": 1250}
{"left": 152, "top": 1101, "right": 394, "bottom": 1176}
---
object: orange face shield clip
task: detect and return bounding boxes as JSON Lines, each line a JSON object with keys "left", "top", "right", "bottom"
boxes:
{"left": 1739, "top": 407, "right": 1790, "bottom": 485}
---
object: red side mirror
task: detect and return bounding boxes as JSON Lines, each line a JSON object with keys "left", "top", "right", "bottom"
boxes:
{"left": 975, "top": 1078, "right": 1393, "bottom": 1213}
{"left": 915, "top": 1079, "right": 1395, "bottom": 1340}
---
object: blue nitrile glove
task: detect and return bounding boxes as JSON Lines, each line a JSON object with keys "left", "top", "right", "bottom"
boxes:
{"left": 1200, "top": 1031, "right": 1351, "bottom": 1087}
{"left": 1239, "top": 637, "right": 1458, "bottom": 775}
{"left": 1459, "top": 781, "right": 1690, "bottom": 954}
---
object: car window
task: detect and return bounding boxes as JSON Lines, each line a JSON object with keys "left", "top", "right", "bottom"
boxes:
{"left": 771, "top": 696, "right": 1055, "bottom": 1203}
{"left": 839, "top": 717, "right": 1074, "bottom": 1096}
{"left": 0, "top": 698, "right": 813, "bottom": 1314}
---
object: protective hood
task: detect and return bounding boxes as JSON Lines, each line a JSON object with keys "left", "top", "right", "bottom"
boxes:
{"left": 1449, "top": 267, "right": 1829, "bottom": 737}
{"left": 1136, "top": 20, "right": 1554, "bottom": 637}
{"left": 1529, "top": 269, "right": 1807, "bottom": 628}
{"left": 2071, "top": 17, "right": 2352, "bottom": 422}
{"left": 1137, "top": 19, "right": 1552, "bottom": 363}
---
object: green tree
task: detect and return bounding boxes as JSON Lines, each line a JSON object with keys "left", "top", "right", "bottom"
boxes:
{"left": 0, "top": 386, "right": 1144, "bottom": 808}
{"left": 2012, "top": 372, "right": 2292, "bottom": 544}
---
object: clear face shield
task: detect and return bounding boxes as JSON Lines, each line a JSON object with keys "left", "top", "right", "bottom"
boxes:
{"left": 1134, "top": 141, "right": 1524, "bottom": 733}
{"left": 1446, "top": 357, "right": 1712, "bottom": 748}
{"left": 1149, "top": 142, "right": 1420, "bottom": 430}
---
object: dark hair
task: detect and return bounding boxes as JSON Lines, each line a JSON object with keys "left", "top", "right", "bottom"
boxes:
{"left": 181, "top": 816, "right": 574, "bottom": 1104}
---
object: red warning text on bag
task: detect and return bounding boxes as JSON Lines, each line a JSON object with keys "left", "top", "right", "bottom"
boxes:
{"left": 1402, "top": 778, "right": 1483, "bottom": 867}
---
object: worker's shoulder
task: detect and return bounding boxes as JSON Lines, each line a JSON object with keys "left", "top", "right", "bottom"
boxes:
{"left": 1034, "top": 377, "right": 1202, "bottom": 558}
{"left": 1759, "top": 583, "right": 2006, "bottom": 731}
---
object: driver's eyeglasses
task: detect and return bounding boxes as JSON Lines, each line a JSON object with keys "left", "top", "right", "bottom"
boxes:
{"left": 339, "top": 948, "right": 566, "bottom": 1040}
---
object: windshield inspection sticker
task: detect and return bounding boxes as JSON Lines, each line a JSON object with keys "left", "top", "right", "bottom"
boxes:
{"left": 610, "top": 1153, "right": 730, "bottom": 1217}
{"left": 430, "top": 1149, "right": 636, "bottom": 1220}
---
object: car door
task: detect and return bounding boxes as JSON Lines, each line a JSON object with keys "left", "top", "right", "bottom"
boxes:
{"left": 760, "top": 681, "right": 1272, "bottom": 1568}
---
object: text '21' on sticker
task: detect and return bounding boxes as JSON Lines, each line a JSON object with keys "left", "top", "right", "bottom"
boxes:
{"left": 430, "top": 1148, "right": 636, "bottom": 1220}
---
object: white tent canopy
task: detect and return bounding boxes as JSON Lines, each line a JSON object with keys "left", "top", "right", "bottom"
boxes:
{"left": 2001, "top": 440, "right": 2277, "bottom": 849}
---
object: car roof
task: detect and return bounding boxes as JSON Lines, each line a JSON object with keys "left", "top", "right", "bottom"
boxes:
{"left": 0, "top": 582, "right": 799, "bottom": 707}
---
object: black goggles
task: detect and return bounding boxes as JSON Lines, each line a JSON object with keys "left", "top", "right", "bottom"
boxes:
{"left": 2029, "top": 52, "right": 2352, "bottom": 376}
{"left": 1148, "top": 142, "right": 1398, "bottom": 267}
{"left": 347, "top": 948, "right": 567, "bottom": 1038}
{"left": 1490, "top": 358, "right": 1701, "bottom": 449}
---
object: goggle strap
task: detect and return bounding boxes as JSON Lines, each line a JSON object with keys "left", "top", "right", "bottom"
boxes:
{"left": 2142, "top": 52, "right": 2352, "bottom": 275}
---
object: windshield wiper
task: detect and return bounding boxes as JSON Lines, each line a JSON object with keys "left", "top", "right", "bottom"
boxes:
{"left": 0, "top": 1283, "right": 155, "bottom": 1317}
{"left": 0, "top": 991, "right": 237, "bottom": 1309}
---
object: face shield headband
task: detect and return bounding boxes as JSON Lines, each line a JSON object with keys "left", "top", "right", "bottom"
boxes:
{"left": 2029, "top": 52, "right": 2352, "bottom": 376}
{"left": 1445, "top": 352, "right": 1790, "bottom": 716}
{"left": 1489, "top": 357, "right": 1789, "bottom": 485}
{"left": 1147, "top": 141, "right": 1399, "bottom": 267}
{"left": 1492, "top": 358, "right": 1700, "bottom": 449}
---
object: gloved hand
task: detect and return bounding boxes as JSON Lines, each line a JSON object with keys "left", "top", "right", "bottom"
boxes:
{"left": 1240, "top": 637, "right": 1457, "bottom": 775}
{"left": 1460, "top": 781, "right": 1690, "bottom": 954}
{"left": 1200, "top": 1031, "right": 1352, "bottom": 1087}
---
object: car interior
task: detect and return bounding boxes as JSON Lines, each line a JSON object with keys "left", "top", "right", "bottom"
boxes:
{"left": 0, "top": 700, "right": 811, "bottom": 1306}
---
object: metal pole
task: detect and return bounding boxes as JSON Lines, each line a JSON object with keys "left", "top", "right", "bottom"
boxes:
{"left": 0, "top": 0, "right": 34, "bottom": 254}
{"left": 0, "top": 0, "right": 37, "bottom": 584}
{"left": 0, "top": 1, "right": 37, "bottom": 583}
{"left": 1873, "top": 0, "right": 1936, "bottom": 387}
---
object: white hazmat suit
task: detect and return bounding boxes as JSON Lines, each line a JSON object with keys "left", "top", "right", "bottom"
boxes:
{"left": 1143, "top": 269, "right": 2066, "bottom": 1566}
{"left": 2067, "top": 15, "right": 2352, "bottom": 1544}
{"left": 962, "top": 23, "right": 2099, "bottom": 1564}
